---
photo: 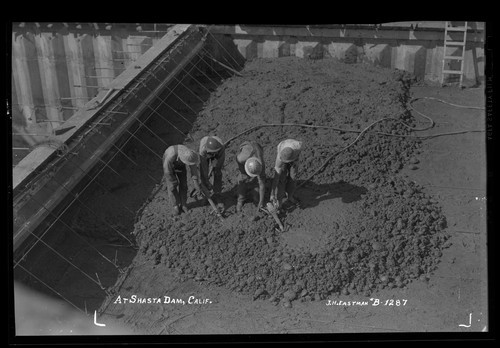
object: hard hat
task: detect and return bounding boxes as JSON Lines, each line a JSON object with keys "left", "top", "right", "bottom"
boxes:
{"left": 205, "top": 136, "right": 223, "bottom": 153}
{"left": 279, "top": 146, "right": 296, "bottom": 163}
{"left": 179, "top": 147, "right": 199, "bottom": 166}
{"left": 244, "top": 157, "right": 262, "bottom": 177}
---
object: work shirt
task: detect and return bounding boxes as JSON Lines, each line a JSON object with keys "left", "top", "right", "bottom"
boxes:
{"left": 199, "top": 136, "right": 225, "bottom": 191}
{"left": 274, "top": 139, "right": 303, "bottom": 174}
{"left": 163, "top": 145, "right": 200, "bottom": 187}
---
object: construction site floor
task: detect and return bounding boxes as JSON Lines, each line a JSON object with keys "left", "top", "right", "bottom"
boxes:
{"left": 14, "top": 57, "right": 487, "bottom": 337}
{"left": 96, "top": 85, "right": 487, "bottom": 334}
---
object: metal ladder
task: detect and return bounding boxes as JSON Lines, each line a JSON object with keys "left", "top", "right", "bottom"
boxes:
{"left": 441, "top": 21, "right": 468, "bottom": 87}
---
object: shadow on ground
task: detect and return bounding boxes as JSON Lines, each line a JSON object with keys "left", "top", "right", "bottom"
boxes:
{"left": 194, "top": 179, "right": 368, "bottom": 215}
{"left": 296, "top": 180, "right": 368, "bottom": 210}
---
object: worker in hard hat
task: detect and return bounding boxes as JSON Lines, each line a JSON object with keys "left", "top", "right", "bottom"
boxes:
{"left": 269, "top": 139, "right": 303, "bottom": 209}
{"left": 199, "top": 135, "right": 226, "bottom": 202}
{"left": 236, "top": 141, "right": 266, "bottom": 213}
{"left": 163, "top": 144, "right": 210, "bottom": 216}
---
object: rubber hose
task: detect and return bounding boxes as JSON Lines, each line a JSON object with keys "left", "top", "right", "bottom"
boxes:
{"left": 220, "top": 97, "right": 485, "bottom": 188}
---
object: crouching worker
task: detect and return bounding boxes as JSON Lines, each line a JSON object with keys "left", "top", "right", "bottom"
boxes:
{"left": 162, "top": 144, "right": 210, "bottom": 216}
{"left": 236, "top": 141, "right": 266, "bottom": 213}
{"left": 270, "top": 139, "right": 303, "bottom": 209}
{"left": 199, "top": 135, "right": 226, "bottom": 203}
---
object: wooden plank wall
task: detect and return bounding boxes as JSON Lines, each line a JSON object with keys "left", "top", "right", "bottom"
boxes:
{"left": 11, "top": 23, "right": 171, "bottom": 143}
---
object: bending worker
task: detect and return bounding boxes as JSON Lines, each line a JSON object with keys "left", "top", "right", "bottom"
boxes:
{"left": 163, "top": 144, "right": 210, "bottom": 216}
{"left": 199, "top": 135, "right": 226, "bottom": 203}
{"left": 269, "top": 138, "right": 303, "bottom": 209}
{"left": 235, "top": 140, "right": 266, "bottom": 213}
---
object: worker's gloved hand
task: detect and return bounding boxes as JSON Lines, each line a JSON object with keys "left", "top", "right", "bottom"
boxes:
{"left": 201, "top": 186, "right": 213, "bottom": 199}
{"left": 191, "top": 189, "right": 204, "bottom": 200}
{"left": 206, "top": 183, "right": 214, "bottom": 192}
{"left": 270, "top": 196, "right": 279, "bottom": 209}
{"left": 193, "top": 181, "right": 211, "bottom": 199}
{"left": 171, "top": 179, "right": 179, "bottom": 190}
{"left": 288, "top": 196, "right": 301, "bottom": 207}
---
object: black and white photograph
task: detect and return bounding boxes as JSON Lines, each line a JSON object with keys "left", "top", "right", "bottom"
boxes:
{"left": 9, "top": 22, "right": 491, "bottom": 341}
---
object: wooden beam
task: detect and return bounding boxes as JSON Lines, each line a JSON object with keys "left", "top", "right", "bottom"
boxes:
{"left": 35, "top": 31, "right": 61, "bottom": 122}
{"left": 52, "top": 33, "right": 73, "bottom": 120}
{"left": 93, "top": 33, "right": 114, "bottom": 89}
{"left": 209, "top": 25, "right": 485, "bottom": 43}
{"left": 12, "top": 33, "right": 36, "bottom": 126}
{"left": 79, "top": 34, "right": 99, "bottom": 98}
{"left": 63, "top": 33, "right": 89, "bottom": 108}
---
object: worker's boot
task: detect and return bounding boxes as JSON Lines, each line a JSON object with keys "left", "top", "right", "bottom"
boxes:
{"left": 198, "top": 191, "right": 210, "bottom": 206}
{"left": 180, "top": 195, "right": 189, "bottom": 214}
{"left": 172, "top": 206, "right": 180, "bottom": 216}
{"left": 236, "top": 201, "right": 243, "bottom": 213}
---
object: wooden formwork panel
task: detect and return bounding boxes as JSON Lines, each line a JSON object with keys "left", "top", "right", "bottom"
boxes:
{"left": 12, "top": 24, "right": 207, "bottom": 252}
{"left": 11, "top": 25, "right": 166, "bottom": 142}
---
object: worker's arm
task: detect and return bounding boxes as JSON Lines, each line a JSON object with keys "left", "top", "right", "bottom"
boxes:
{"left": 211, "top": 149, "right": 225, "bottom": 194}
{"left": 198, "top": 138, "right": 213, "bottom": 190}
{"left": 256, "top": 156, "right": 266, "bottom": 210}
{"left": 236, "top": 160, "right": 247, "bottom": 183}
{"left": 190, "top": 165, "right": 211, "bottom": 198}
{"left": 257, "top": 174, "right": 266, "bottom": 210}
{"left": 269, "top": 169, "right": 281, "bottom": 205}
{"left": 215, "top": 149, "right": 226, "bottom": 170}
{"left": 198, "top": 155, "right": 209, "bottom": 188}
{"left": 163, "top": 158, "right": 178, "bottom": 188}
{"left": 289, "top": 161, "right": 298, "bottom": 180}
{"left": 270, "top": 153, "right": 283, "bottom": 203}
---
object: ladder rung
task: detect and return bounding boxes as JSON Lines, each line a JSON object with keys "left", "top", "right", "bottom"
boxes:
{"left": 442, "top": 69, "right": 463, "bottom": 75}
{"left": 446, "top": 26, "right": 467, "bottom": 31}
{"left": 444, "top": 55, "right": 464, "bottom": 60}
{"left": 445, "top": 41, "right": 466, "bottom": 46}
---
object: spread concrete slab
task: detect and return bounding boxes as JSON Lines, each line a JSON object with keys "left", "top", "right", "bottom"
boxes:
{"left": 94, "top": 59, "right": 487, "bottom": 333}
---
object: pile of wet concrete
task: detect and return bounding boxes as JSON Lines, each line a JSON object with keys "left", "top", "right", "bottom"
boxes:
{"left": 131, "top": 57, "right": 449, "bottom": 306}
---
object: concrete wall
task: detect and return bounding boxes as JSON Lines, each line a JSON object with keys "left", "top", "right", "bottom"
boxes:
{"left": 11, "top": 23, "right": 171, "bottom": 147}
{"left": 210, "top": 23, "right": 485, "bottom": 85}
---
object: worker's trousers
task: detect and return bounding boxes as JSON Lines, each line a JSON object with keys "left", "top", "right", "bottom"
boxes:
{"left": 166, "top": 167, "right": 188, "bottom": 208}
{"left": 276, "top": 163, "right": 297, "bottom": 201}
{"left": 201, "top": 157, "right": 223, "bottom": 194}
{"left": 237, "top": 174, "right": 256, "bottom": 205}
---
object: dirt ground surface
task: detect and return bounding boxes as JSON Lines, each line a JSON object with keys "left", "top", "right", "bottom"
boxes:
{"left": 14, "top": 56, "right": 487, "bottom": 336}
{"left": 94, "top": 58, "right": 487, "bottom": 334}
